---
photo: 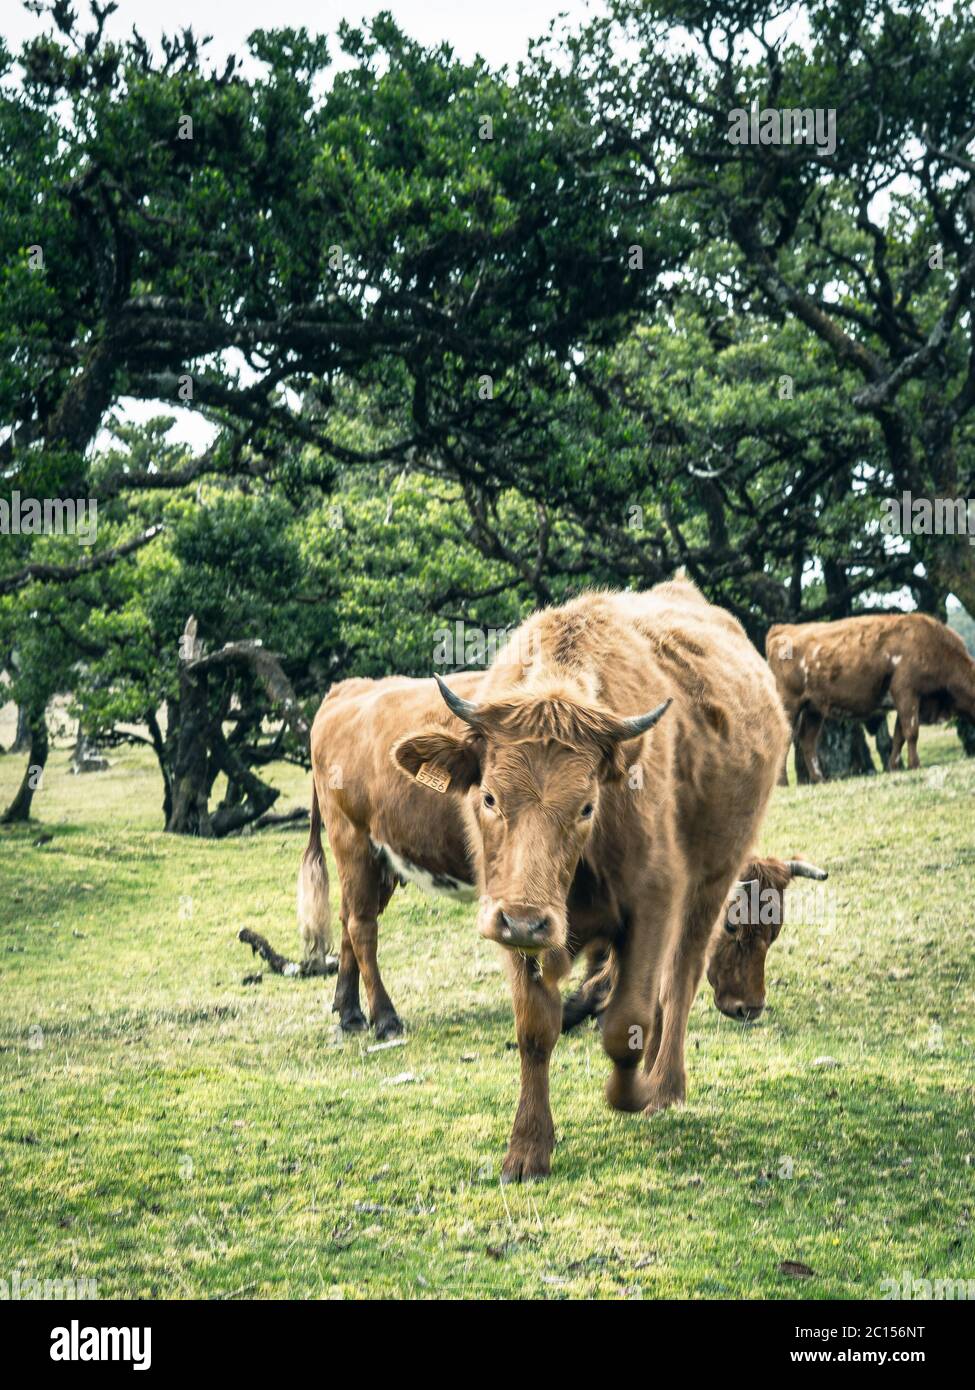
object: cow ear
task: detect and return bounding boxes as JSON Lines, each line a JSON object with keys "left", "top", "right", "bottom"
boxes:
{"left": 727, "top": 880, "right": 757, "bottom": 929}
{"left": 391, "top": 729, "right": 482, "bottom": 792}
{"left": 597, "top": 743, "right": 629, "bottom": 783}
{"left": 743, "top": 855, "right": 793, "bottom": 893}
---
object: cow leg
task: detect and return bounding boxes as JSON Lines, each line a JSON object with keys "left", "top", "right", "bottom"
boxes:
{"left": 906, "top": 721, "right": 921, "bottom": 770}
{"left": 894, "top": 698, "right": 921, "bottom": 769}
{"left": 642, "top": 995, "right": 664, "bottom": 1073}
{"left": 561, "top": 943, "right": 612, "bottom": 1033}
{"left": 887, "top": 670, "right": 923, "bottom": 770}
{"left": 331, "top": 916, "right": 367, "bottom": 1033}
{"left": 347, "top": 913, "right": 402, "bottom": 1038}
{"left": 600, "top": 901, "right": 675, "bottom": 1114}
{"left": 501, "top": 952, "right": 563, "bottom": 1182}
{"left": 642, "top": 884, "right": 728, "bottom": 1113}
{"left": 797, "top": 707, "right": 825, "bottom": 782}
{"left": 888, "top": 715, "right": 905, "bottom": 771}
{"left": 778, "top": 698, "right": 800, "bottom": 786}
{"left": 330, "top": 814, "right": 401, "bottom": 1036}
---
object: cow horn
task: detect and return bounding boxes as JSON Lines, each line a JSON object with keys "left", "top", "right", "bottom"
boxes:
{"left": 434, "top": 674, "right": 482, "bottom": 726}
{"left": 615, "top": 698, "right": 673, "bottom": 740}
{"left": 787, "top": 860, "right": 828, "bottom": 881}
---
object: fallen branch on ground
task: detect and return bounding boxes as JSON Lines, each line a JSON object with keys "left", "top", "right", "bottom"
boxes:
{"left": 237, "top": 927, "right": 337, "bottom": 977}
{"left": 248, "top": 807, "right": 309, "bottom": 832}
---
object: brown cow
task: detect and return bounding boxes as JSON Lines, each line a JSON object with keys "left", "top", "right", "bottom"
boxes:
{"left": 766, "top": 612, "right": 975, "bottom": 782}
{"left": 562, "top": 854, "right": 828, "bottom": 1030}
{"left": 391, "top": 578, "right": 789, "bottom": 1180}
{"left": 298, "top": 672, "right": 483, "bottom": 1038}
{"left": 296, "top": 673, "right": 818, "bottom": 1042}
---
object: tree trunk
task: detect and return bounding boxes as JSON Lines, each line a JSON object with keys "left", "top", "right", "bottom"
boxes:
{"left": 146, "top": 708, "right": 173, "bottom": 824}
{"left": 12, "top": 704, "right": 31, "bottom": 753}
{"left": 165, "top": 671, "right": 215, "bottom": 836}
{"left": 163, "top": 622, "right": 302, "bottom": 836}
{"left": 926, "top": 538, "right": 975, "bottom": 624}
{"left": 1, "top": 708, "right": 49, "bottom": 823}
{"left": 795, "top": 717, "right": 876, "bottom": 782}
{"left": 208, "top": 724, "right": 279, "bottom": 836}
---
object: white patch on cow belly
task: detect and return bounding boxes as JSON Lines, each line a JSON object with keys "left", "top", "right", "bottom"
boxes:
{"left": 891, "top": 653, "right": 902, "bottom": 665}
{"left": 376, "top": 842, "right": 477, "bottom": 901}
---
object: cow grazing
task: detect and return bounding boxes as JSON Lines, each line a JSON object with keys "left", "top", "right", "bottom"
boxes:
{"left": 766, "top": 612, "right": 975, "bottom": 782}
{"left": 391, "top": 578, "right": 789, "bottom": 1181}
{"left": 707, "top": 854, "right": 827, "bottom": 1018}
{"left": 562, "top": 855, "right": 828, "bottom": 1030}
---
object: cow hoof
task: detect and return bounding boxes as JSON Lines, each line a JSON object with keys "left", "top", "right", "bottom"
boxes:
{"left": 642, "top": 1081, "right": 685, "bottom": 1115}
{"left": 373, "top": 1012, "right": 404, "bottom": 1040}
{"left": 501, "top": 1145, "right": 552, "bottom": 1183}
{"left": 338, "top": 1008, "right": 369, "bottom": 1034}
{"left": 605, "top": 1068, "right": 651, "bottom": 1113}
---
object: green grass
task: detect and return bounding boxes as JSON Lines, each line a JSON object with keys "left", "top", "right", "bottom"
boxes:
{"left": 1, "top": 727, "right": 973, "bottom": 1300}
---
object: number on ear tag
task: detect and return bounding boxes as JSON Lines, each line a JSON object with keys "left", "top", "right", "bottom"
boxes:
{"left": 415, "top": 762, "right": 450, "bottom": 793}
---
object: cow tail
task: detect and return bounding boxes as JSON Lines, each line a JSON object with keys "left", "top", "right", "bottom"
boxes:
{"left": 297, "top": 786, "right": 332, "bottom": 968}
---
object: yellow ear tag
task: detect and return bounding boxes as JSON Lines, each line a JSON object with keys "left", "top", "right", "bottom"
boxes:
{"left": 415, "top": 762, "right": 450, "bottom": 794}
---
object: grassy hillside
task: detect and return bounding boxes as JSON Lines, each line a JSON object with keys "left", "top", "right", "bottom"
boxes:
{"left": 1, "top": 727, "right": 973, "bottom": 1299}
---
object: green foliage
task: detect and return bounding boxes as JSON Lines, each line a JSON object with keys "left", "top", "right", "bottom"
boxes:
{"left": 302, "top": 471, "right": 527, "bottom": 677}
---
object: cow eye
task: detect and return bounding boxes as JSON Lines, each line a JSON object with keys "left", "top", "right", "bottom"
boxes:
{"left": 580, "top": 802, "right": 593, "bottom": 820}
{"left": 724, "top": 918, "right": 737, "bottom": 936}
{"left": 482, "top": 791, "right": 496, "bottom": 810}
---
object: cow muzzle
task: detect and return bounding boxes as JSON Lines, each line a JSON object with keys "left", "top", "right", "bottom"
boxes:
{"left": 716, "top": 997, "right": 765, "bottom": 1022}
{"left": 481, "top": 903, "right": 560, "bottom": 952}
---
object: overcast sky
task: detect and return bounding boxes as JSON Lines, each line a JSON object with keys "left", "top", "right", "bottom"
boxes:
{"left": 4, "top": 0, "right": 599, "bottom": 71}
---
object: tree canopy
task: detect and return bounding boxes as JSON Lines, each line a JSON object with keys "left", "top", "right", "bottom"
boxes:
{"left": 3, "top": 0, "right": 974, "bottom": 826}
